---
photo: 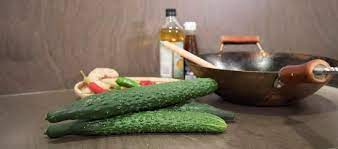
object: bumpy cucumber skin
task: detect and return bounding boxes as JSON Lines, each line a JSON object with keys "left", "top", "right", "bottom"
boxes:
{"left": 46, "top": 78, "right": 218, "bottom": 123}
{"left": 46, "top": 111, "right": 227, "bottom": 138}
{"left": 163, "top": 101, "right": 235, "bottom": 122}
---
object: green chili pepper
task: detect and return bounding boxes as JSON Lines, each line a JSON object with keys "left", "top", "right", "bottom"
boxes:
{"left": 116, "top": 77, "right": 140, "bottom": 88}
{"left": 114, "top": 84, "right": 122, "bottom": 90}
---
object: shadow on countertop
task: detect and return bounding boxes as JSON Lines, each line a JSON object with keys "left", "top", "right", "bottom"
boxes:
{"left": 47, "top": 132, "right": 224, "bottom": 144}
{"left": 197, "top": 94, "right": 337, "bottom": 117}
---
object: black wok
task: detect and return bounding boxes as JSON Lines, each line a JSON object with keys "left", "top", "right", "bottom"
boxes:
{"left": 188, "top": 36, "right": 338, "bottom": 106}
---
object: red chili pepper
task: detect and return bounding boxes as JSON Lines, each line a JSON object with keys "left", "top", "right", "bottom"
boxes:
{"left": 80, "top": 70, "right": 107, "bottom": 94}
{"left": 139, "top": 80, "right": 156, "bottom": 86}
{"left": 87, "top": 82, "right": 107, "bottom": 93}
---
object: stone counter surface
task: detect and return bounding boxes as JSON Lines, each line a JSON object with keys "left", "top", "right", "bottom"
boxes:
{"left": 0, "top": 86, "right": 338, "bottom": 149}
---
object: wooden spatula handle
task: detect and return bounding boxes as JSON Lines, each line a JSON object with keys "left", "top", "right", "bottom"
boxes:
{"left": 161, "top": 41, "right": 217, "bottom": 69}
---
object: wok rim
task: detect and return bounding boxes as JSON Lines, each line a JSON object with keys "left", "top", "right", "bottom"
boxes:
{"left": 195, "top": 51, "right": 338, "bottom": 74}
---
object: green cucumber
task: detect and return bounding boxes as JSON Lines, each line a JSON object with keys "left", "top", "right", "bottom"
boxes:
{"left": 163, "top": 101, "right": 235, "bottom": 122}
{"left": 45, "top": 111, "right": 227, "bottom": 138}
{"left": 116, "top": 77, "right": 140, "bottom": 88}
{"left": 46, "top": 78, "right": 218, "bottom": 123}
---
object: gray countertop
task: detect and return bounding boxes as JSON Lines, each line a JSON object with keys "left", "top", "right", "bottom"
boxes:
{"left": 0, "top": 86, "right": 338, "bottom": 149}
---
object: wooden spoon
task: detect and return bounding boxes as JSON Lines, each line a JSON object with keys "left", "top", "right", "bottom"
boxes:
{"left": 161, "top": 41, "right": 217, "bottom": 69}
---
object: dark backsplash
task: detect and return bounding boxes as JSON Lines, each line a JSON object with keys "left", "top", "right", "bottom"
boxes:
{"left": 0, "top": 0, "right": 337, "bottom": 94}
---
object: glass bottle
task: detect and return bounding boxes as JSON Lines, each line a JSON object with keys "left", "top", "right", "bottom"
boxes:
{"left": 159, "top": 8, "right": 185, "bottom": 79}
{"left": 183, "top": 22, "right": 198, "bottom": 79}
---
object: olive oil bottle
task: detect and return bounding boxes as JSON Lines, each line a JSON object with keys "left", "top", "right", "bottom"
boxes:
{"left": 160, "top": 8, "right": 185, "bottom": 79}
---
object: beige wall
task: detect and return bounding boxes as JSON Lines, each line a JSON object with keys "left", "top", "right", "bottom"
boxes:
{"left": 0, "top": 0, "right": 337, "bottom": 94}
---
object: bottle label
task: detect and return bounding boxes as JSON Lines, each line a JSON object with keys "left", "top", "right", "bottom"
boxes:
{"left": 160, "top": 41, "right": 184, "bottom": 79}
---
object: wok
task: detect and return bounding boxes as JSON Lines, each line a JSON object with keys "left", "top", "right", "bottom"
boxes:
{"left": 163, "top": 36, "right": 338, "bottom": 106}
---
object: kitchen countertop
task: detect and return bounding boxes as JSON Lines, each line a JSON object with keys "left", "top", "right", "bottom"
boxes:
{"left": 0, "top": 86, "right": 338, "bottom": 149}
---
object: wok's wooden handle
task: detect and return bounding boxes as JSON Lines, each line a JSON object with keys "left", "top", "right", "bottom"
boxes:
{"left": 161, "top": 41, "right": 217, "bottom": 69}
{"left": 278, "top": 59, "right": 331, "bottom": 85}
{"left": 220, "top": 36, "right": 260, "bottom": 44}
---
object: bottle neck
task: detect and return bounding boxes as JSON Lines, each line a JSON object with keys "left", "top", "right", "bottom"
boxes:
{"left": 165, "top": 16, "right": 178, "bottom": 23}
{"left": 163, "top": 16, "right": 183, "bottom": 29}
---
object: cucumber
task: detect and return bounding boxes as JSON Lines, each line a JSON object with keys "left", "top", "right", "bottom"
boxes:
{"left": 46, "top": 78, "right": 218, "bottom": 123}
{"left": 163, "top": 101, "right": 235, "bottom": 122}
{"left": 45, "top": 111, "right": 227, "bottom": 138}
